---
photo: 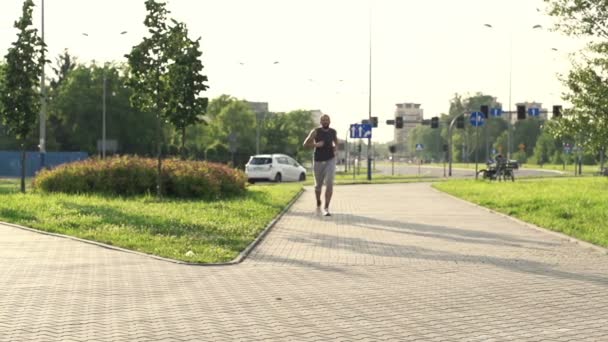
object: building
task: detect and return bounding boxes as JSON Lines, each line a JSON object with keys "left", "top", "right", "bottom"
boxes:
{"left": 310, "top": 110, "right": 323, "bottom": 124}
{"left": 394, "top": 103, "right": 423, "bottom": 155}
{"left": 246, "top": 101, "right": 269, "bottom": 115}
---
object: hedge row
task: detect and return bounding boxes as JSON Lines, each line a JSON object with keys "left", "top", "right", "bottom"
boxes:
{"left": 32, "top": 156, "right": 247, "bottom": 199}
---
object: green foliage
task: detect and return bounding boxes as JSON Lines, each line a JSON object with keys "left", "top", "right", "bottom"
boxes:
{"left": 0, "top": 0, "right": 45, "bottom": 141}
{"left": 447, "top": 93, "right": 505, "bottom": 162}
{"left": 50, "top": 49, "right": 77, "bottom": 90}
{"left": 47, "top": 64, "right": 158, "bottom": 155}
{"left": 0, "top": 0, "right": 46, "bottom": 193}
{"left": 512, "top": 118, "right": 542, "bottom": 158}
{"left": 263, "top": 109, "right": 315, "bottom": 161}
{"left": 164, "top": 21, "right": 209, "bottom": 154}
{"left": 545, "top": 0, "right": 608, "bottom": 153}
{"left": 33, "top": 156, "right": 247, "bottom": 199}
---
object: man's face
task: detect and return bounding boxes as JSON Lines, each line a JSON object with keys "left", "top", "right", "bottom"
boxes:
{"left": 320, "top": 116, "right": 330, "bottom": 129}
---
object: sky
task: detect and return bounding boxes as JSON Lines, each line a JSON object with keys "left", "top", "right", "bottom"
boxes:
{"left": 0, "top": 0, "right": 587, "bottom": 143}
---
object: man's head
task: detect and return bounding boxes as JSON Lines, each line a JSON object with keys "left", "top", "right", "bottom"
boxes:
{"left": 320, "top": 114, "right": 331, "bottom": 129}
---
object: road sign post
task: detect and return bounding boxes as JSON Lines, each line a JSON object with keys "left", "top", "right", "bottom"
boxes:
{"left": 469, "top": 112, "right": 484, "bottom": 179}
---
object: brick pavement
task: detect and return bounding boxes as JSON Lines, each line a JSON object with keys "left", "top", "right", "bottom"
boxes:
{"left": 1, "top": 183, "right": 607, "bottom": 341}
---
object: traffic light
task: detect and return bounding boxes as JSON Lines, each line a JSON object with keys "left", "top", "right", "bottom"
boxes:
{"left": 431, "top": 116, "right": 439, "bottom": 128}
{"left": 396, "top": 116, "right": 404, "bottom": 128}
{"left": 357, "top": 144, "right": 362, "bottom": 153}
{"left": 517, "top": 105, "right": 526, "bottom": 120}
{"left": 371, "top": 116, "right": 378, "bottom": 127}
{"left": 389, "top": 145, "right": 396, "bottom": 154}
{"left": 456, "top": 115, "right": 464, "bottom": 129}
{"left": 480, "top": 105, "right": 489, "bottom": 119}
{"left": 552, "top": 105, "right": 562, "bottom": 118}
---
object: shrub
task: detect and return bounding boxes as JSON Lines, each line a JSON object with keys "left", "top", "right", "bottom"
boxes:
{"left": 33, "top": 156, "right": 247, "bottom": 199}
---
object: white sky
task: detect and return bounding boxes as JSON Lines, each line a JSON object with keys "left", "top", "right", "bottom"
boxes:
{"left": 0, "top": 0, "right": 587, "bottom": 142}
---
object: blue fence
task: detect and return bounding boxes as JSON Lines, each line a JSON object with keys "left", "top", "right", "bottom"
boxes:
{"left": 0, "top": 151, "right": 88, "bottom": 177}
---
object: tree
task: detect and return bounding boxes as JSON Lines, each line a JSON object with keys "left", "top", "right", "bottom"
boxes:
{"left": 164, "top": 21, "right": 209, "bottom": 159}
{"left": 50, "top": 49, "right": 77, "bottom": 90}
{"left": 0, "top": 0, "right": 45, "bottom": 193}
{"left": 264, "top": 110, "right": 315, "bottom": 161}
{"left": 48, "top": 64, "right": 157, "bottom": 155}
{"left": 125, "top": 0, "right": 176, "bottom": 196}
{"left": 545, "top": 0, "right": 608, "bottom": 155}
{"left": 447, "top": 92, "right": 505, "bottom": 162}
{"left": 214, "top": 100, "right": 256, "bottom": 157}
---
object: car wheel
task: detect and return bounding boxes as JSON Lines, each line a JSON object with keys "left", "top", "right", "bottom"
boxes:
{"left": 299, "top": 172, "right": 306, "bottom": 181}
{"left": 274, "top": 173, "right": 282, "bottom": 183}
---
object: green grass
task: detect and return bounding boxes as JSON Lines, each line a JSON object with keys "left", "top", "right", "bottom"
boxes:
{"left": 0, "top": 178, "right": 302, "bottom": 263}
{"left": 433, "top": 177, "right": 608, "bottom": 249}
{"left": 303, "top": 170, "right": 438, "bottom": 186}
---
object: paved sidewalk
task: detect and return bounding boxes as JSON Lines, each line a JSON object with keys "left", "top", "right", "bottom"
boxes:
{"left": 1, "top": 183, "right": 607, "bottom": 341}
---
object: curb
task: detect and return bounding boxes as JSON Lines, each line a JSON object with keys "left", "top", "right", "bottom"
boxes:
{"left": 0, "top": 187, "right": 305, "bottom": 266}
{"left": 430, "top": 185, "right": 608, "bottom": 255}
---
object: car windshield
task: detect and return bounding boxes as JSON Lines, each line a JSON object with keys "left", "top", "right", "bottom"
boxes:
{"left": 249, "top": 157, "right": 272, "bottom": 165}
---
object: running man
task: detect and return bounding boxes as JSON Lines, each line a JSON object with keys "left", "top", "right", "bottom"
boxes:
{"left": 303, "top": 114, "right": 338, "bottom": 216}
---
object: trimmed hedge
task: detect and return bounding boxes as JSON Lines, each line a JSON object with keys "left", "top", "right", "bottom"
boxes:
{"left": 32, "top": 156, "right": 247, "bottom": 199}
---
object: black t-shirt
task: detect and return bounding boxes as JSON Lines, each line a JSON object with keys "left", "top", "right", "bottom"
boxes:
{"left": 314, "top": 127, "right": 337, "bottom": 161}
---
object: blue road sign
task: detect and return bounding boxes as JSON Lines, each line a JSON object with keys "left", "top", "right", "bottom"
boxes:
{"left": 490, "top": 108, "right": 502, "bottom": 117}
{"left": 528, "top": 107, "right": 540, "bottom": 116}
{"left": 350, "top": 123, "right": 372, "bottom": 139}
{"left": 469, "top": 112, "right": 485, "bottom": 127}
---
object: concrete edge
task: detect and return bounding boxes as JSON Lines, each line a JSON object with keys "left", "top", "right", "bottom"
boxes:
{"left": 0, "top": 187, "right": 306, "bottom": 266}
{"left": 226, "top": 187, "right": 305, "bottom": 265}
{"left": 429, "top": 185, "right": 608, "bottom": 255}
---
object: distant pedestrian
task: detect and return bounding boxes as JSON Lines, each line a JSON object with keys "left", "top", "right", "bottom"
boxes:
{"left": 495, "top": 154, "right": 506, "bottom": 181}
{"left": 303, "top": 114, "right": 338, "bottom": 216}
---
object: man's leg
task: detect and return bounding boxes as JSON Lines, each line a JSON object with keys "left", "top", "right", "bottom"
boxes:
{"left": 313, "top": 161, "right": 325, "bottom": 208}
{"left": 323, "top": 158, "right": 336, "bottom": 215}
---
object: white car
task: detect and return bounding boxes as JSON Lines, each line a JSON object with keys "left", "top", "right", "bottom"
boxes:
{"left": 245, "top": 154, "right": 307, "bottom": 183}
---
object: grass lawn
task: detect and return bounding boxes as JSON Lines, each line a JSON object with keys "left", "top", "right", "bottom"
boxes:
{"left": 433, "top": 177, "right": 608, "bottom": 249}
{"left": 0, "top": 178, "right": 302, "bottom": 264}
{"left": 303, "top": 170, "right": 437, "bottom": 186}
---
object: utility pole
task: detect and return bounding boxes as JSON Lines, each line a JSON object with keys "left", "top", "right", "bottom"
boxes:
{"left": 39, "top": 0, "right": 46, "bottom": 169}
{"left": 366, "top": 6, "right": 372, "bottom": 181}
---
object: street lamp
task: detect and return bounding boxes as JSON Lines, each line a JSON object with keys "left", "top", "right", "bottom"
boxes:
{"left": 39, "top": 0, "right": 46, "bottom": 169}
{"left": 82, "top": 31, "right": 127, "bottom": 158}
{"left": 483, "top": 23, "right": 542, "bottom": 159}
{"left": 367, "top": 5, "right": 372, "bottom": 181}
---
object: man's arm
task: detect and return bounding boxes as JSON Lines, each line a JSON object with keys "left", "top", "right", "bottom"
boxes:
{"left": 332, "top": 130, "right": 338, "bottom": 153}
{"left": 303, "top": 128, "right": 318, "bottom": 148}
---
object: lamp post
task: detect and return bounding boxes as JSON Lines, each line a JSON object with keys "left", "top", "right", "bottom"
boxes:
{"left": 483, "top": 23, "right": 542, "bottom": 159}
{"left": 82, "top": 31, "right": 127, "bottom": 158}
{"left": 367, "top": 5, "right": 372, "bottom": 181}
{"left": 39, "top": 0, "right": 46, "bottom": 169}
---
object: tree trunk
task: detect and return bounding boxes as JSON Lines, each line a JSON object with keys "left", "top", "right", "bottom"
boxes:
{"left": 181, "top": 126, "right": 186, "bottom": 160}
{"left": 155, "top": 67, "right": 163, "bottom": 198}
{"left": 20, "top": 142, "right": 26, "bottom": 193}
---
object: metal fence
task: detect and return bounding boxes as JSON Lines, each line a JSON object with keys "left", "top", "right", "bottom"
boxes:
{"left": 0, "top": 151, "right": 88, "bottom": 177}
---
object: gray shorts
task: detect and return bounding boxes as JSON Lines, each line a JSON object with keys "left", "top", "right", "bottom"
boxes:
{"left": 313, "top": 158, "right": 336, "bottom": 192}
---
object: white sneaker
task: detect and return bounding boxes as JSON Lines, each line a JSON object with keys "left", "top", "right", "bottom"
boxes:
{"left": 323, "top": 209, "right": 331, "bottom": 217}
